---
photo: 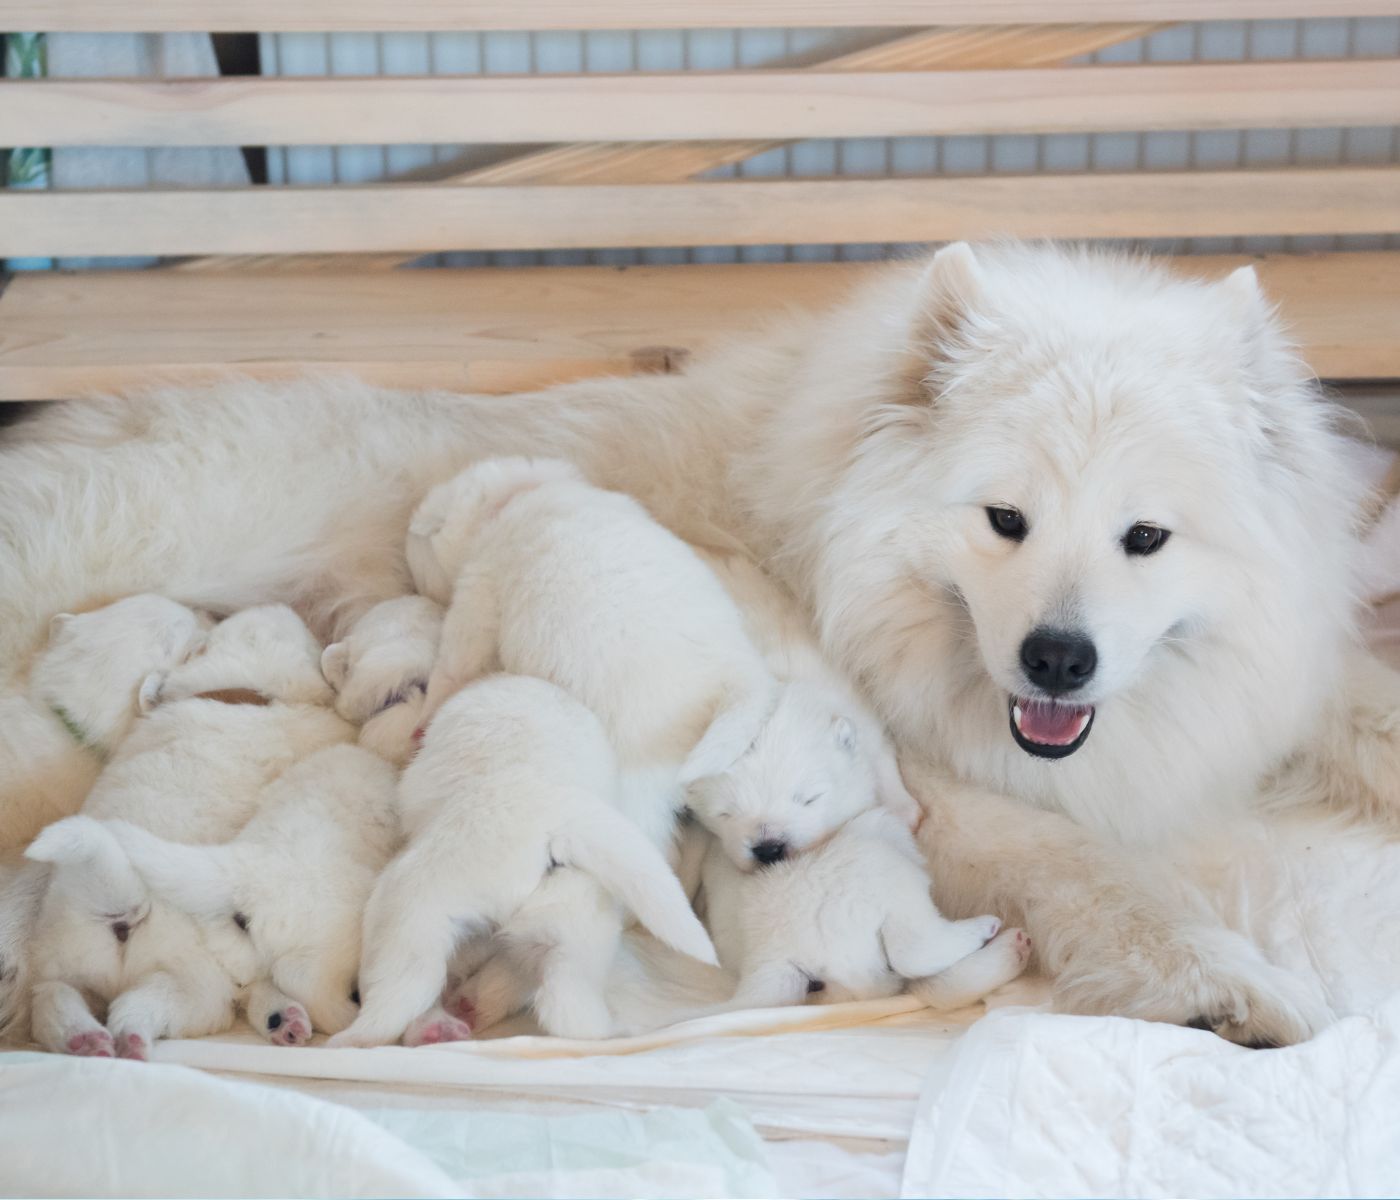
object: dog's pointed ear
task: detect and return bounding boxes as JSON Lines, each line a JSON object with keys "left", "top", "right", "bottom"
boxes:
{"left": 321, "top": 641, "right": 350, "bottom": 690}
{"left": 137, "top": 671, "right": 166, "bottom": 714}
{"left": 916, "top": 242, "right": 986, "bottom": 348}
{"left": 1221, "top": 264, "right": 1264, "bottom": 312}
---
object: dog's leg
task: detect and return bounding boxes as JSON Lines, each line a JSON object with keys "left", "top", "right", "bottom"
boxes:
{"left": 30, "top": 979, "right": 113, "bottom": 1057}
{"left": 421, "top": 573, "right": 500, "bottom": 722}
{"left": 729, "top": 959, "right": 812, "bottom": 1010}
{"left": 881, "top": 900, "right": 1002, "bottom": 981}
{"left": 106, "top": 968, "right": 234, "bottom": 1060}
{"left": 0, "top": 858, "right": 45, "bottom": 1037}
{"left": 243, "top": 979, "right": 312, "bottom": 1047}
{"left": 908, "top": 927, "right": 1032, "bottom": 1013}
{"left": 906, "top": 757, "right": 1330, "bottom": 1047}
{"left": 530, "top": 892, "right": 621, "bottom": 1040}
{"left": 444, "top": 951, "right": 528, "bottom": 1035}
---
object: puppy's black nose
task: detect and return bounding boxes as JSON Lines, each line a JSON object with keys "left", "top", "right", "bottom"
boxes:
{"left": 751, "top": 839, "right": 788, "bottom": 865}
{"left": 1020, "top": 628, "right": 1097, "bottom": 694}
{"left": 111, "top": 921, "right": 130, "bottom": 944}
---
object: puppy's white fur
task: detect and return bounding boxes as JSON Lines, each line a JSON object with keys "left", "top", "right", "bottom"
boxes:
{"left": 23, "top": 605, "right": 351, "bottom": 1057}
{"left": 690, "top": 808, "right": 1019, "bottom": 1014}
{"left": 321, "top": 595, "right": 443, "bottom": 766}
{"left": 0, "top": 594, "right": 212, "bottom": 850}
{"left": 0, "top": 242, "right": 1385, "bottom": 1046}
{"left": 333, "top": 674, "right": 716, "bottom": 1046}
{"left": 46, "top": 743, "right": 398, "bottom": 1042}
{"left": 412, "top": 457, "right": 776, "bottom": 848}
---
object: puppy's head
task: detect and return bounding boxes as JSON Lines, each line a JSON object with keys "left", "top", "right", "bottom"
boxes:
{"left": 33, "top": 594, "right": 213, "bottom": 749}
{"left": 140, "top": 603, "right": 332, "bottom": 712}
{"left": 686, "top": 682, "right": 878, "bottom": 871}
{"left": 321, "top": 595, "right": 443, "bottom": 765}
{"left": 406, "top": 456, "right": 585, "bottom": 602}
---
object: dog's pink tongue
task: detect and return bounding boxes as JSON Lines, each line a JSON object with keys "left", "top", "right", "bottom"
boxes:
{"left": 1015, "top": 698, "right": 1091, "bottom": 745}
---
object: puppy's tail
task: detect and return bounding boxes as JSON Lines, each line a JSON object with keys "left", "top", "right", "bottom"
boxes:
{"left": 552, "top": 803, "right": 719, "bottom": 967}
{"left": 93, "top": 820, "right": 239, "bottom": 918}
{"left": 26, "top": 815, "right": 148, "bottom": 917}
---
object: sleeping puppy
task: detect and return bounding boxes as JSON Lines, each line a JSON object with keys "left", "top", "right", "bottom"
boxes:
{"left": 331, "top": 674, "right": 716, "bottom": 1047}
{"left": 0, "top": 594, "right": 211, "bottom": 1038}
{"left": 682, "top": 680, "right": 910, "bottom": 873}
{"left": 22, "top": 604, "right": 352, "bottom": 1059}
{"left": 320, "top": 595, "right": 442, "bottom": 767}
{"left": 36, "top": 743, "right": 398, "bottom": 1046}
{"left": 407, "top": 457, "right": 777, "bottom": 851}
{"left": 2, "top": 593, "right": 213, "bottom": 851}
{"left": 688, "top": 807, "right": 1026, "bottom": 1016}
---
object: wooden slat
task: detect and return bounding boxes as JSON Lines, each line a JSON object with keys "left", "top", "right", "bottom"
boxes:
{"left": 185, "top": 23, "right": 1162, "bottom": 273}
{"left": 12, "top": 61, "right": 1398, "bottom": 148}
{"left": 5, "top": 169, "right": 1398, "bottom": 259}
{"left": 9, "top": 0, "right": 1400, "bottom": 32}
{"left": 0, "top": 254, "right": 1395, "bottom": 401}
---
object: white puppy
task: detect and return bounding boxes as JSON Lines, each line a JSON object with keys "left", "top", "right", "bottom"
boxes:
{"left": 685, "top": 680, "right": 905, "bottom": 872}
{"left": 320, "top": 595, "right": 442, "bottom": 766}
{"left": 333, "top": 674, "right": 717, "bottom": 1047}
{"left": 23, "top": 604, "right": 351, "bottom": 1058}
{"left": 40, "top": 743, "right": 398, "bottom": 1044}
{"left": 409, "top": 457, "right": 776, "bottom": 849}
{"left": 695, "top": 807, "right": 1022, "bottom": 1012}
{"left": 1, "top": 593, "right": 212, "bottom": 851}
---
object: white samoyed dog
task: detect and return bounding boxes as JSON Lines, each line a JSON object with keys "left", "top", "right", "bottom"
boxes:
{"left": 320, "top": 594, "right": 443, "bottom": 766}
{"left": 0, "top": 241, "right": 1389, "bottom": 1047}
{"left": 22, "top": 605, "right": 351, "bottom": 1057}
{"left": 333, "top": 674, "right": 717, "bottom": 1047}
{"left": 38, "top": 743, "right": 398, "bottom": 1045}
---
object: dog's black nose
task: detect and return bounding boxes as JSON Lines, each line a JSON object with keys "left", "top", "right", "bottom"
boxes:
{"left": 111, "top": 921, "right": 130, "bottom": 944}
{"left": 1020, "top": 628, "right": 1097, "bottom": 694}
{"left": 751, "top": 839, "right": 788, "bottom": 865}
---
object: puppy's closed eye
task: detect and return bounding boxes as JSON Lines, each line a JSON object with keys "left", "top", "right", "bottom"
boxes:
{"left": 233, "top": 911, "right": 250, "bottom": 932}
{"left": 796, "top": 793, "right": 822, "bottom": 807}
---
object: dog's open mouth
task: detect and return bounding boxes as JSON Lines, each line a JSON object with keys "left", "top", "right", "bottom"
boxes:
{"left": 1008, "top": 696, "right": 1094, "bottom": 759}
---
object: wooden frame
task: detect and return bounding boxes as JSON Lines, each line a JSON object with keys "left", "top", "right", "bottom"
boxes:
{"left": 0, "top": 2, "right": 1397, "bottom": 401}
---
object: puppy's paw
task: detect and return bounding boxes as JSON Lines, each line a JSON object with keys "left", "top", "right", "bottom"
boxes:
{"left": 114, "top": 1032, "right": 148, "bottom": 1061}
{"left": 66, "top": 1029, "right": 115, "bottom": 1058}
{"left": 403, "top": 1011, "right": 474, "bottom": 1047}
{"left": 265, "top": 1003, "right": 312, "bottom": 1047}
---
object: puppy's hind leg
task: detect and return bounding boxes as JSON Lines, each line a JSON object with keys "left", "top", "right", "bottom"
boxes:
{"left": 909, "top": 927, "right": 1032, "bottom": 1013}
{"left": 244, "top": 979, "right": 312, "bottom": 1047}
{"left": 444, "top": 950, "right": 529, "bottom": 1035}
{"left": 31, "top": 980, "right": 113, "bottom": 1057}
{"left": 420, "top": 573, "right": 500, "bottom": 723}
{"left": 530, "top": 880, "right": 622, "bottom": 1040}
{"left": 880, "top": 891, "right": 1001, "bottom": 981}
{"left": 107, "top": 968, "right": 236, "bottom": 1061}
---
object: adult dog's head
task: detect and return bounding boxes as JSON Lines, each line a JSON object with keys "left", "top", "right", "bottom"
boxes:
{"left": 750, "top": 242, "right": 1364, "bottom": 839}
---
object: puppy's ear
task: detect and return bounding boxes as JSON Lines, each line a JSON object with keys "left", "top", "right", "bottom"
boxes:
{"left": 320, "top": 641, "right": 350, "bottom": 690}
{"left": 679, "top": 683, "right": 778, "bottom": 786}
{"left": 47, "top": 613, "right": 74, "bottom": 641}
{"left": 914, "top": 241, "right": 986, "bottom": 354}
{"left": 137, "top": 671, "right": 166, "bottom": 714}
{"left": 832, "top": 715, "right": 858, "bottom": 754}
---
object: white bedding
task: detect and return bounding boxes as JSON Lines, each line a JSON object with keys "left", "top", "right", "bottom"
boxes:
{"left": 6, "top": 441, "right": 1400, "bottom": 1199}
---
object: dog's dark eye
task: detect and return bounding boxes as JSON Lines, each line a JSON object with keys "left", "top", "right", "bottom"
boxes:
{"left": 233, "top": 911, "right": 250, "bottom": 932}
{"left": 1123, "top": 523, "right": 1170, "bottom": 557}
{"left": 986, "top": 506, "right": 1027, "bottom": 542}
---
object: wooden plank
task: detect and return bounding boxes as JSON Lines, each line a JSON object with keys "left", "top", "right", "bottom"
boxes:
{"left": 5, "top": 169, "right": 1398, "bottom": 259}
{"left": 185, "top": 23, "right": 1162, "bottom": 273}
{"left": 13, "top": 60, "right": 1398, "bottom": 148}
{"left": 0, "top": 254, "right": 1394, "bottom": 401}
{"left": 10, "top": 0, "right": 1400, "bottom": 32}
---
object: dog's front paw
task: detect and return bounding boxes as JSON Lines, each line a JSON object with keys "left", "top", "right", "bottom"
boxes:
{"left": 66, "top": 1029, "right": 115, "bottom": 1058}
{"left": 265, "top": 1003, "right": 312, "bottom": 1047}
{"left": 1055, "top": 921, "right": 1329, "bottom": 1048}
{"left": 113, "top": 1032, "right": 148, "bottom": 1061}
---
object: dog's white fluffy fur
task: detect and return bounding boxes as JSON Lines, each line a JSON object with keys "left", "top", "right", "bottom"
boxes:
{"left": 0, "top": 241, "right": 1390, "bottom": 1046}
{"left": 410, "top": 457, "right": 776, "bottom": 848}
{"left": 22, "top": 605, "right": 352, "bottom": 1057}
{"left": 695, "top": 808, "right": 1022, "bottom": 1012}
{"left": 334, "top": 674, "right": 716, "bottom": 1047}
{"left": 321, "top": 594, "right": 442, "bottom": 766}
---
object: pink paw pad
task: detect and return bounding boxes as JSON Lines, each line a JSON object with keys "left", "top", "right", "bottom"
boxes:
{"left": 115, "top": 1033, "right": 148, "bottom": 1061}
{"left": 267, "top": 1005, "right": 312, "bottom": 1046}
{"left": 446, "top": 994, "right": 477, "bottom": 1025}
{"left": 1013, "top": 929, "right": 1032, "bottom": 962}
{"left": 404, "top": 1015, "right": 473, "bottom": 1047}
{"left": 66, "top": 1030, "right": 115, "bottom": 1058}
